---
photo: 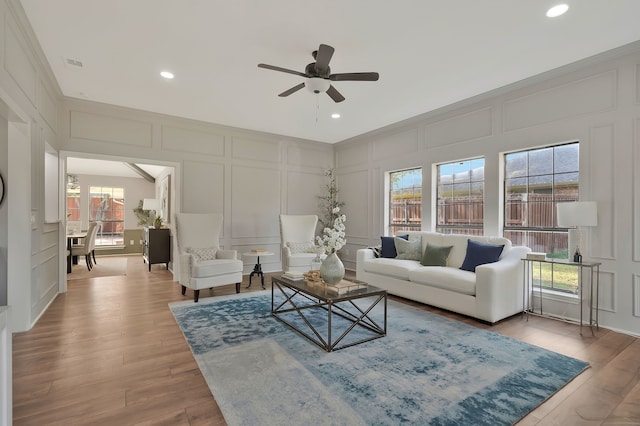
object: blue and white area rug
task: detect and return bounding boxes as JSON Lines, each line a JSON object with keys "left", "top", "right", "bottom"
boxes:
{"left": 170, "top": 292, "right": 588, "bottom": 426}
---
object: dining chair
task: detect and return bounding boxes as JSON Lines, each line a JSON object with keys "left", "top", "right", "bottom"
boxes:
{"left": 71, "top": 221, "right": 99, "bottom": 271}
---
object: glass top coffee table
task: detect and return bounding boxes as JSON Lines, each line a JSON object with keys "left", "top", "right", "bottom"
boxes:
{"left": 271, "top": 275, "right": 387, "bottom": 352}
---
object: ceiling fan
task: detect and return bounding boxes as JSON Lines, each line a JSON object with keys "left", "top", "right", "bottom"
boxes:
{"left": 258, "top": 43, "right": 379, "bottom": 103}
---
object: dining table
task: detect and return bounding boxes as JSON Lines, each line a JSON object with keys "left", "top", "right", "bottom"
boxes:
{"left": 66, "top": 231, "right": 87, "bottom": 273}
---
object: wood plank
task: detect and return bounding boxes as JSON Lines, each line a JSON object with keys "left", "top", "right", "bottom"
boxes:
{"left": 11, "top": 256, "right": 640, "bottom": 425}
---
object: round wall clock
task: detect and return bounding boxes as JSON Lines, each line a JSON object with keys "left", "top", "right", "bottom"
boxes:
{"left": 0, "top": 172, "right": 4, "bottom": 206}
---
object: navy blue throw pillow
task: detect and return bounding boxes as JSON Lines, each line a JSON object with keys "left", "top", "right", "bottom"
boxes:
{"left": 380, "top": 235, "right": 409, "bottom": 258}
{"left": 460, "top": 239, "right": 504, "bottom": 272}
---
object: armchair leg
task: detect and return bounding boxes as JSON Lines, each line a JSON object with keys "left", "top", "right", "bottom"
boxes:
{"left": 92, "top": 250, "right": 97, "bottom": 265}
{"left": 85, "top": 254, "right": 92, "bottom": 271}
{"left": 194, "top": 290, "right": 200, "bottom": 303}
{"left": 181, "top": 285, "right": 186, "bottom": 295}
{"left": 235, "top": 283, "right": 241, "bottom": 293}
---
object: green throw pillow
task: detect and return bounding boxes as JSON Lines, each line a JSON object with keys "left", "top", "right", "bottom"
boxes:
{"left": 394, "top": 236, "right": 422, "bottom": 260}
{"left": 421, "top": 243, "right": 453, "bottom": 266}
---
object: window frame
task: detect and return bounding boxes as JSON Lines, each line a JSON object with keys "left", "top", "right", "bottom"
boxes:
{"left": 387, "top": 168, "right": 422, "bottom": 236}
{"left": 88, "top": 186, "right": 125, "bottom": 247}
{"left": 435, "top": 157, "right": 485, "bottom": 235}
{"left": 503, "top": 141, "right": 580, "bottom": 294}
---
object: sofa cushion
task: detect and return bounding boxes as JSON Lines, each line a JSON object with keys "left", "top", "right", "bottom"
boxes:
{"left": 380, "top": 235, "right": 408, "bottom": 258}
{"left": 192, "top": 258, "right": 242, "bottom": 278}
{"left": 367, "top": 245, "right": 382, "bottom": 258}
{"left": 408, "top": 267, "right": 477, "bottom": 295}
{"left": 363, "top": 258, "right": 422, "bottom": 280}
{"left": 421, "top": 243, "right": 453, "bottom": 266}
{"left": 395, "top": 236, "right": 422, "bottom": 260}
{"left": 460, "top": 239, "right": 505, "bottom": 272}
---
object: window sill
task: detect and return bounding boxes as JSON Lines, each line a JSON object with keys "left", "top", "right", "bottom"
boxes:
{"left": 532, "top": 288, "right": 579, "bottom": 304}
{"left": 96, "top": 246, "right": 126, "bottom": 250}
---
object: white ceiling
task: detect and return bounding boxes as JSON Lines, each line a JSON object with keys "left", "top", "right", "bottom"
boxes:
{"left": 20, "top": 1, "right": 640, "bottom": 144}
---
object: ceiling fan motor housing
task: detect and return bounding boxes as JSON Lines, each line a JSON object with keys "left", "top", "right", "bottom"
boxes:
{"left": 305, "top": 62, "right": 330, "bottom": 78}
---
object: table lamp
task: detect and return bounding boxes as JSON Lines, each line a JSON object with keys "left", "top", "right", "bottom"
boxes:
{"left": 556, "top": 201, "right": 598, "bottom": 262}
{"left": 143, "top": 198, "right": 161, "bottom": 219}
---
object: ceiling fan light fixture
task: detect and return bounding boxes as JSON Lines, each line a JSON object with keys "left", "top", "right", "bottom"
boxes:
{"left": 306, "top": 77, "right": 330, "bottom": 94}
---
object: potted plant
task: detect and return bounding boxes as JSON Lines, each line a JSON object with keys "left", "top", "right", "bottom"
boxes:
{"left": 133, "top": 200, "right": 153, "bottom": 226}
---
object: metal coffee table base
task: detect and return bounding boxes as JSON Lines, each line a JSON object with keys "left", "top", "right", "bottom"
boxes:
{"left": 272, "top": 279, "right": 387, "bottom": 352}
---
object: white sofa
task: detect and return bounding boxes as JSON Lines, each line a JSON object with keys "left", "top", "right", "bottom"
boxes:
{"left": 356, "top": 231, "right": 530, "bottom": 323}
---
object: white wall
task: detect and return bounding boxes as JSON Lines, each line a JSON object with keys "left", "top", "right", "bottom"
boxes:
{"left": 335, "top": 42, "right": 640, "bottom": 337}
{"left": 59, "top": 99, "right": 334, "bottom": 276}
{"left": 0, "top": 114, "right": 7, "bottom": 307}
{"left": 0, "top": 0, "right": 62, "bottom": 336}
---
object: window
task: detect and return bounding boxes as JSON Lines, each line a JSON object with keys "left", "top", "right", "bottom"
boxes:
{"left": 89, "top": 186, "right": 125, "bottom": 246}
{"left": 436, "top": 158, "right": 484, "bottom": 235}
{"left": 504, "top": 142, "right": 579, "bottom": 293}
{"left": 388, "top": 168, "right": 422, "bottom": 235}
{"left": 66, "top": 176, "right": 80, "bottom": 221}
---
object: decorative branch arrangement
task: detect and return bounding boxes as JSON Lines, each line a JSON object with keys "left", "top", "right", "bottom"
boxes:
{"left": 316, "top": 206, "right": 346, "bottom": 254}
{"left": 317, "top": 168, "right": 345, "bottom": 229}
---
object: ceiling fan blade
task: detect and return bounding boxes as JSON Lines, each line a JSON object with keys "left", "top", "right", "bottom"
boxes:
{"left": 326, "top": 85, "right": 345, "bottom": 103}
{"left": 278, "top": 82, "right": 306, "bottom": 97}
{"left": 314, "top": 44, "right": 335, "bottom": 72}
{"left": 330, "top": 72, "right": 379, "bottom": 82}
{"left": 258, "top": 63, "right": 307, "bottom": 78}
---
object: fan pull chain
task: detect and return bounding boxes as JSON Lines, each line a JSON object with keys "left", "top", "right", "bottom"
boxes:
{"left": 316, "top": 95, "right": 319, "bottom": 124}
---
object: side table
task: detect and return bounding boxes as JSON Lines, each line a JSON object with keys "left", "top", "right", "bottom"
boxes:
{"left": 243, "top": 251, "right": 274, "bottom": 289}
{"left": 522, "top": 258, "right": 601, "bottom": 335}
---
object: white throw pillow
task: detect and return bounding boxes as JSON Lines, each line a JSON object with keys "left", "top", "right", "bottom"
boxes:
{"left": 187, "top": 247, "right": 217, "bottom": 261}
{"left": 287, "top": 241, "right": 316, "bottom": 254}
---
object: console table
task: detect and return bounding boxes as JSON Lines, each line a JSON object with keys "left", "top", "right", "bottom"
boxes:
{"left": 522, "top": 258, "right": 601, "bottom": 335}
{"left": 143, "top": 227, "right": 170, "bottom": 271}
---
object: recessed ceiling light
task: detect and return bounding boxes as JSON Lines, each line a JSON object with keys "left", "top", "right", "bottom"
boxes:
{"left": 160, "top": 71, "right": 174, "bottom": 79}
{"left": 331, "top": 113, "right": 341, "bottom": 119}
{"left": 546, "top": 4, "right": 569, "bottom": 18}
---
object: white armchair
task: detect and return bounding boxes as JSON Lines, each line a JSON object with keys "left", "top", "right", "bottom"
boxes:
{"left": 175, "top": 213, "right": 243, "bottom": 302}
{"left": 279, "top": 214, "right": 323, "bottom": 274}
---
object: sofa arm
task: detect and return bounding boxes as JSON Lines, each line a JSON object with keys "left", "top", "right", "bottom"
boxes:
{"left": 216, "top": 249, "right": 237, "bottom": 260}
{"left": 356, "top": 248, "right": 375, "bottom": 278}
{"left": 474, "top": 246, "right": 531, "bottom": 322}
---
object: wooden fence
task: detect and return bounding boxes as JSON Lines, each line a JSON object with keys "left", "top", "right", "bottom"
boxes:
{"left": 390, "top": 191, "right": 577, "bottom": 254}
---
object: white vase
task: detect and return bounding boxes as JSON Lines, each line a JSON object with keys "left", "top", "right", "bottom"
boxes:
{"left": 320, "top": 251, "right": 345, "bottom": 284}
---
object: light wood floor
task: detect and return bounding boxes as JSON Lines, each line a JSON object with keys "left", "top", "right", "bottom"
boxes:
{"left": 12, "top": 256, "right": 640, "bottom": 425}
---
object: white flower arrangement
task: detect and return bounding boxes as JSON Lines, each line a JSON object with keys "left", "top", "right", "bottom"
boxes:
{"left": 316, "top": 206, "right": 346, "bottom": 254}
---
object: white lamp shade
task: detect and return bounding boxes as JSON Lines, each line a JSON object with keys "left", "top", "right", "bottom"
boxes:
{"left": 556, "top": 201, "right": 598, "bottom": 227}
{"left": 306, "top": 77, "right": 331, "bottom": 94}
{"left": 142, "top": 198, "right": 161, "bottom": 212}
